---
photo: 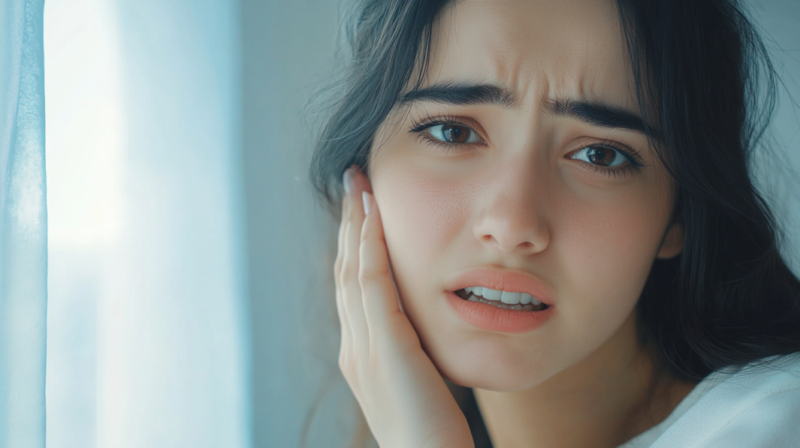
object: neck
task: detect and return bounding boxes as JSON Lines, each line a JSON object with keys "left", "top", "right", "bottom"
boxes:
{"left": 472, "top": 314, "right": 696, "bottom": 448}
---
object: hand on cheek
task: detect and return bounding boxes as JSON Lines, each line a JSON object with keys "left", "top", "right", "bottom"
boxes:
{"left": 334, "top": 165, "right": 473, "bottom": 448}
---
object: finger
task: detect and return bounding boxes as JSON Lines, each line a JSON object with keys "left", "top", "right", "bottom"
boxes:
{"left": 335, "top": 193, "right": 353, "bottom": 348}
{"left": 340, "top": 168, "right": 369, "bottom": 351}
{"left": 334, "top": 191, "right": 349, "bottom": 279}
{"left": 359, "top": 192, "right": 404, "bottom": 337}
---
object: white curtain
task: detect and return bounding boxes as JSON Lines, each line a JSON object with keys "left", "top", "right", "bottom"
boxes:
{"left": 0, "top": 0, "right": 47, "bottom": 446}
{"left": 44, "top": 0, "right": 250, "bottom": 447}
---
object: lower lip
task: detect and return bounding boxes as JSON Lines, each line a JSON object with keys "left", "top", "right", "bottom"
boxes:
{"left": 446, "top": 291, "right": 555, "bottom": 333}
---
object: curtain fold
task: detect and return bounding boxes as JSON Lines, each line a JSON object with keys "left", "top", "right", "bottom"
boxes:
{"left": 0, "top": 0, "right": 47, "bottom": 446}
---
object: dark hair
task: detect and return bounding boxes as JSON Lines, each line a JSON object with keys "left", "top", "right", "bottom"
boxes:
{"left": 306, "top": 0, "right": 800, "bottom": 446}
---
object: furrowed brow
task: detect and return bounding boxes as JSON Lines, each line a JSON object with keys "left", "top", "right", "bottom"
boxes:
{"left": 547, "top": 98, "right": 661, "bottom": 140}
{"left": 398, "top": 85, "right": 661, "bottom": 140}
{"left": 399, "top": 82, "right": 517, "bottom": 108}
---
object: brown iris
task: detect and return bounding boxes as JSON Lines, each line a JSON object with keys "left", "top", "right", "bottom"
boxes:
{"left": 440, "top": 124, "right": 471, "bottom": 143}
{"left": 586, "top": 147, "right": 618, "bottom": 166}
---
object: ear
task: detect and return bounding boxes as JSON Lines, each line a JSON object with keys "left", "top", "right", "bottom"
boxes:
{"left": 656, "top": 221, "right": 684, "bottom": 259}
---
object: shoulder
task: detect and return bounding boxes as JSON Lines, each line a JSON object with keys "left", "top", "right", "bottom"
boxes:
{"left": 651, "top": 353, "right": 800, "bottom": 448}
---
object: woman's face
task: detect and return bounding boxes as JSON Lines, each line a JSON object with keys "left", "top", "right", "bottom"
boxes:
{"left": 368, "top": 0, "right": 681, "bottom": 391}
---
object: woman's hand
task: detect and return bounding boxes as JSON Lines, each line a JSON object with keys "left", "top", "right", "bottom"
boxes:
{"left": 335, "top": 166, "right": 474, "bottom": 448}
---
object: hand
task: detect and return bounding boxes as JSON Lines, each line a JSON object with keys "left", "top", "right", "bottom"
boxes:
{"left": 335, "top": 166, "right": 474, "bottom": 448}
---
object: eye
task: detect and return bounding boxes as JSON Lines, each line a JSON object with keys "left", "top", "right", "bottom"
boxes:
{"left": 570, "top": 145, "right": 630, "bottom": 167}
{"left": 426, "top": 124, "right": 482, "bottom": 144}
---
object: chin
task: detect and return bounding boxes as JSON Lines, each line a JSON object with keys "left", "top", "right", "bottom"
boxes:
{"left": 429, "top": 341, "right": 553, "bottom": 392}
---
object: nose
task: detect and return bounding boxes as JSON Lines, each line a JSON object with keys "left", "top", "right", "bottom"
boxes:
{"left": 472, "top": 163, "right": 551, "bottom": 256}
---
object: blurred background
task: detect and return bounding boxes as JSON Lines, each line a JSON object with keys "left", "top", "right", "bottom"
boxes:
{"left": 41, "top": 0, "right": 800, "bottom": 447}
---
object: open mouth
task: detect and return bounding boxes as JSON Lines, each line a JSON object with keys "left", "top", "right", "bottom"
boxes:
{"left": 454, "top": 288, "right": 549, "bottom": 312}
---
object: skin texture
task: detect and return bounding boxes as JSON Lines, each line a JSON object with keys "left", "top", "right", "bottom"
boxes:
{"left": 337, "top": 0, "right": 696, "bottom": 447}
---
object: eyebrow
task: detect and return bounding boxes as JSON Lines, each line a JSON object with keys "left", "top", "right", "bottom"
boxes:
{"left": 399, "top": 82, "right": 660, "bottom": 140}
{"left": 547, "top": 99, "right": 660, "bottom": 140}
{"left": 400, "top": 82, "right": 516, "bottom": 107}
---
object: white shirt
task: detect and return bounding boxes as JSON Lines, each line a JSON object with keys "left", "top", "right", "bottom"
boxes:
{"left": 617, "top": 353, "right": 800, "bottom": 448}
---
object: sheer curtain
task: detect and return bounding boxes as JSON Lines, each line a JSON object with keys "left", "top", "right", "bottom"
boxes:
{"left": 0, "top": 0, "right": 47, "bottom": 446}
{"left": 45, "top": 0, "right": 250, "bottom": 447}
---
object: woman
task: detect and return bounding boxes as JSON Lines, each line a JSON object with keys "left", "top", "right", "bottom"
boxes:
{"left": 309, "top": 0, "right": 800, "bottom": 446}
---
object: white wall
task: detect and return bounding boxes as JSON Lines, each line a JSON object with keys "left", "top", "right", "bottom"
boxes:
{"left": 240, "top": 0, "right": 361, "bottom": 446}
{"left": 748, "top": 0, "right": 800, "bottom": 273}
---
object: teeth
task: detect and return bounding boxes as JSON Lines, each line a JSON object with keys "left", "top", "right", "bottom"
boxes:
{"left": 482, "top": 288, "right": 502, "bottom": 301}
{"left": 465, "top": 294, "right": 544, "bottom": 312}
{"left": 500, "top": 291, "right": 521, "bottom": 305}
{"left": 463, "top": 287, "right": 544, "bottom": 306}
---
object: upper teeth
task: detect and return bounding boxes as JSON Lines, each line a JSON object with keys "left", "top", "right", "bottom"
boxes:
{"left": 465, "top": 287, "right": 541, "bottom": 305}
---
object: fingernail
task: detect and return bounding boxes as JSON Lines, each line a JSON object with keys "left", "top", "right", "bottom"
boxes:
{"left": 343, "top": 167, "right": 354, "bottom": 194}
{"left": 362, "top": 191, "right": 372, "bottom": 215}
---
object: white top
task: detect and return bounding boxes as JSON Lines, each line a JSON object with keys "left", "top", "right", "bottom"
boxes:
{"left": 617, "top": 353, "right": 800, "bottom": 448}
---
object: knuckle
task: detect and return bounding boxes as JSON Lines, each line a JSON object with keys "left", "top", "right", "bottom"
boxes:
{"left": 357, "top": 269, "right": 377, "bottom": 286}
{"left": 360, "top": 225, "right": 382, "bottom": 242}
{"left": 340, "top": 265, "right": 357, "bottom": 282}
{"left": 359, "top": 264, "right": 386, "bottom": 284}
{"left": 359, "top": 227, "right": 373, "bottom": 243}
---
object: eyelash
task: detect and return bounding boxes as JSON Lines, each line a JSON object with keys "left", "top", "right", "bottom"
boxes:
{"left": 409, "top": 115, "right": 483, "bottom": 151}
{"left": 408, "top": 115, "right": 646, "bottom": 178}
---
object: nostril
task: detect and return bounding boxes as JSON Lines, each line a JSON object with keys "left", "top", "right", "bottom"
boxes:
{"left": 473, "top": 208, "right": 550, "bottom": 254}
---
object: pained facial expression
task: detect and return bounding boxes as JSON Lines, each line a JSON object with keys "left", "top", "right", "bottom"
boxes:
{"left": 368, "top": 0, "right": 680, "bottom": 392}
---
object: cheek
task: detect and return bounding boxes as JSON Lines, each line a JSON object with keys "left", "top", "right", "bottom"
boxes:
{"left": 562, "top": 201, "right": 661, "bottom": 273}
{"left": 554, "top": 184, "right": 670, "bottom": 324}
{"left": 374, "top": 170, "right": 470, "bottom": 269}
{"left": 371, "top": 166, "right": 478, "bottom": 332}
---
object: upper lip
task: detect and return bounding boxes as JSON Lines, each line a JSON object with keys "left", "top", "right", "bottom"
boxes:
{"left": 445, "top": 267, "right": 554, "bottom": 306}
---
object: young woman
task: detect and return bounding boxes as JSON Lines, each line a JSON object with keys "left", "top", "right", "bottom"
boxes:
{"left": 309, "top": 0, "right": 800, "bottom": 446}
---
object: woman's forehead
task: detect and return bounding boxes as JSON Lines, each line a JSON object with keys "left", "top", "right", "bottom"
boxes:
{"left": 425, "top": 0, "right": 636, "bottom": 111}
